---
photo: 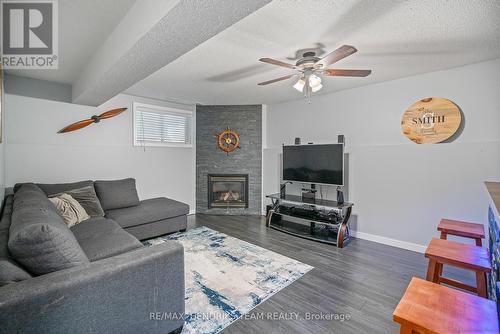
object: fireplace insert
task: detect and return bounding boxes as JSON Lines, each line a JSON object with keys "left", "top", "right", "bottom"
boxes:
{"left": 208, "top": 174, "right": 249, "bottom": 209}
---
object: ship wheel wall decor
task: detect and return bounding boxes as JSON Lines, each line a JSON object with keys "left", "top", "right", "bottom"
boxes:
{"left": 216, "top": 127, "right": 241, "bottom": 155}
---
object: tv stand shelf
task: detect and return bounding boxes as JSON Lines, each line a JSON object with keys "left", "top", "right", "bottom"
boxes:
{"left": 266, "top": 193, "right": 353, "bottom": 248}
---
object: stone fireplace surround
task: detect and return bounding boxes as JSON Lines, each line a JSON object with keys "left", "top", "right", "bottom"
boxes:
{"left": 196, "top": 105, "right": 262, "bottom": 215}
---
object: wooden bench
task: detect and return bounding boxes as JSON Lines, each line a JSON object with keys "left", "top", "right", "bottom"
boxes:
{"left": 438, "top": 219, "right": 485, "bottom": 246}
{"left": 425, "top": 238, "right": 491, "bottom": 298}
{"left": 393, "top": 277, "right": 498, "bottom": 334}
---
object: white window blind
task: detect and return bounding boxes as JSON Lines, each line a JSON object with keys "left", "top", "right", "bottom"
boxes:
{"left": 134, "top": 103, "right": 193, "bottom": 147}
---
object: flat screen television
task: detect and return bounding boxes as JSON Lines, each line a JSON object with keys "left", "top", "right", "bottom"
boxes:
{"left": 282, "top": 143, "right": 344, "bottom": 186}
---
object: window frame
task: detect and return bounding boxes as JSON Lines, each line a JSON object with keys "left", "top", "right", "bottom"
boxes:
{"left": 133, "top": 102, "right": 193, "bottom": 148}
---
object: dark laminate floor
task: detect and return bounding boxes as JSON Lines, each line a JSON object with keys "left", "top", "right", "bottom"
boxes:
{"left": 187, "top": 214, "right": 475, "bottom": 334}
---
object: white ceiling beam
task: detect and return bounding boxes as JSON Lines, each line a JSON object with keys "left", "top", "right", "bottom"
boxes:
{"left": 72, "top": 0, "right": 272, "bottom": 106}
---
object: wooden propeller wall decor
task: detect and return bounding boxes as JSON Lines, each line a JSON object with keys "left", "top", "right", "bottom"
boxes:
{"left": 215, "top": 127, "right": 241, "bottom": 155}
{"left": 57, "top": 108, "right": 127, "bottom": 133}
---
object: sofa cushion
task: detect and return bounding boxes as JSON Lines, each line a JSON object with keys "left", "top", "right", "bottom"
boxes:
{"left": 1, "top": 219, "right": 12, "bottom": 259}
{"left": 0, "top": 200, "right": 32, "bottom": 286}
{"left": 0, "top": 258, "right": 32, "bottom": 286}
{"left": 105, "top": 198, "right": 190, "bottom": 229}
{"left": 49, "top": 194, "right": 90, "bottom": 227}
{"left": 94, "top": 178, "right": 140, "bottom": 211}
{"left": 8, "top": 184, "right": 90, "bottom": 275}
{"left": 124, "top": 215, "right": 187, "bottom": 240}
{"left": 71, "top": 217, "right": 143, "bottom": 261}
{"left": 14, "top": 180, "right": 94, "bottom": 196}
{"left": 0, "top": 195, "right": 14, "bottom": 232}
{"left": 52, "top": 186, "right": 104, "bottom": 217}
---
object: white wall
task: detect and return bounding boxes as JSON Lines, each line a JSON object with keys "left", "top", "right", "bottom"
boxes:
{"left": 264, "top": 58, "right": 500, "bottom": 251}
{"left": 4, "top": 93, "right": 196, "bottom": 212}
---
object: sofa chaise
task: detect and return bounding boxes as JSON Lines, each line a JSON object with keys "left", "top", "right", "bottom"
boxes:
{"left": 0, "top": 179, "right": 189, "bottom": 334}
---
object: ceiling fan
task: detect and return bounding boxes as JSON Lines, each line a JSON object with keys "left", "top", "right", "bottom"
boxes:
{"left": 258, "top": 45, "right": 371, "bottom": 99}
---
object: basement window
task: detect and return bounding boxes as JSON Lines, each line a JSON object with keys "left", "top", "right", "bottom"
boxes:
{"left": 133, "top": 102, "right": 193, "bottom": 147}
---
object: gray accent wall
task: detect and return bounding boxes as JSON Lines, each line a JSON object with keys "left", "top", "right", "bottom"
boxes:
{"left": 196, "top": 105, "right": 262, "bottom": 215}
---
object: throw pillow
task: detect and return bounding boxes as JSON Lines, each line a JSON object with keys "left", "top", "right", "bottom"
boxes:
{"left": 53, "top": 186, "right": 105, "bottom": 217}
{"left": 49, "top": 194, "right": 90, "bottom": 227}
{"left": 94, "top": 178, "right": 140, "bottom": 211}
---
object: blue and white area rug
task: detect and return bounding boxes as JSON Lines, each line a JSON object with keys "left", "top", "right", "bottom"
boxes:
{"left": 144, "top": 226, "right": 313, "bottom": 334}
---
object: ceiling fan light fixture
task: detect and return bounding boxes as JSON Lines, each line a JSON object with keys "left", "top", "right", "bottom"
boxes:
{"left": 293, "top": 78, "right": 305, "bottom": 92}
{"left": 308, "top": 74, "right": 321, "bottom": 88}
{"left": 311, "top": 83, "right": 323, "bottom": 93}
{"left": 257, "top": 45, "right": 371, "bottom": 100}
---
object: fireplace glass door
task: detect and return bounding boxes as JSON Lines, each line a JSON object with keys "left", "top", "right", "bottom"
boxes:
{"left": 208, "top": 174, "right": 248, "bottom": 209}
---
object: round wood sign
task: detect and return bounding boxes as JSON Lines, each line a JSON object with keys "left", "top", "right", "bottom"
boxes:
{"left": 401, "top": 97, "right": 461, "bottom": 144}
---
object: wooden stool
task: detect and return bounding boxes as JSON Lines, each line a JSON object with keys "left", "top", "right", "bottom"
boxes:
{"left": 438, "top": 218, "right": 485, "bottom": 246}
{"left": 393, "top": 277, "right": 498, "bottom": 334}
{"left": 425, "top": 238, "right": 491, "bottom": 298}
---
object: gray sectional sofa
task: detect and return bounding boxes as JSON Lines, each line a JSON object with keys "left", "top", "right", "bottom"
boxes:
{"left": 0, "top": 179, "right": 189, "bottom": 334}
{"left": 12, "top": 178, "right": 190, "bottom": 240}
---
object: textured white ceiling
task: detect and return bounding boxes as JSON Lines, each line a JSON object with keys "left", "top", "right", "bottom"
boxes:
{"left": 72, "top": 0, "right": 273, "bottom": 106}
{"left": 5, "top": 0, "right": 136, "bottom": 83}
{"left": 126, "top": 0, "right": 500, "bottom": 105}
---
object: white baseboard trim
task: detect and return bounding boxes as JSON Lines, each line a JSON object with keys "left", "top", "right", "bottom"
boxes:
{"left": 198, "top": 211, "right": 426, "bottom": 253}
{"left": 350, "top": 230, "right": 427, "bottom": 253}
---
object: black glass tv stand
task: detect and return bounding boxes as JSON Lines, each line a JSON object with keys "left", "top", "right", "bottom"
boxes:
{"left": 266, "top": 193, "right": 353, "bottom": 248}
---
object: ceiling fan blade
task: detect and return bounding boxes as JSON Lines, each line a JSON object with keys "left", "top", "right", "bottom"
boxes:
{"left": 323, "top": 69, "right": 372, "bottom": 77}
{"left": 314, "top": 45, "right": 357, "bottom": 68}
{"left": 57, "top": 119, "right": 95, "bottom": 133}
{"left": 257, "top": 74, "right": 295, "bottom": 86}
{"left": 98, "top": 107, "right": 127, "bottom": 120}
{"left": 259, "top": 58, "right": 296, "bottom": 69}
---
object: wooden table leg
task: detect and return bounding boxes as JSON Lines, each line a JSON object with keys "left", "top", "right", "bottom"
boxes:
{"left": 435, "top": 262, "right": 443, "bottom": 282}
{"left": 476, "top": 272, "right": 488, "bottom": 298}
{"left": 426, "top": 259, "right": 438, "bottom": 282}
{"left": 438, "top": 231, "right": 448, "bottom": 276}
{"left": 399, "top": 325, "right": 415, "bottom": 334}
{"left": 475, "top": 238, "right": 482, "bottom": 247}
